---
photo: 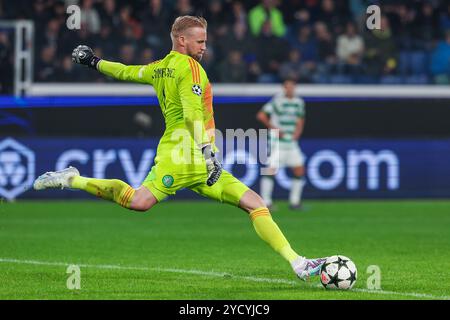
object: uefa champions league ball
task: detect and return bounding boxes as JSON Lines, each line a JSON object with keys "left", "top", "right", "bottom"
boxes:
{"left": 320, "top": 255, "right": 357, "bottom": 290}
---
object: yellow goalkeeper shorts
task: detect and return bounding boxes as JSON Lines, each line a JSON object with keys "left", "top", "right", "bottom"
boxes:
{"left": 142, "top": 165, "right": 249, "bottom": 207}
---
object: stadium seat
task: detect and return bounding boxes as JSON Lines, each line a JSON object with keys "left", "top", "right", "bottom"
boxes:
{"left": 329, "top": 75, "right": 353, "bottom": 84}
{"left": 398, "top": 51, "right": 428, "bottom": 76}
{"left": 410, "top": 52, "right": 428, "bottom": 75}
{"left": 258, "top": 74, "right": 279, "bottom": 83}
{"left": 398, "top": 51, "right": 411, "bottom": 76}
{"left": 312, "top": 74, "right": 330, "bottom": 84}
{"left": 354, "top": 75, "right": 378, "bottom": 84}
{"left": 380, "top": 75, "right": 404, "bottom": 84}
{"left": 404, "top": 75, "right": 429, "bottom": 84}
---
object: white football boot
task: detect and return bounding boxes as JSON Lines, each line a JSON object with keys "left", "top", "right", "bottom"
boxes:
{"left": 292, "top": 256, "right": 328, "bottom": 281}
{"left": 33, "top": 167, "right": 80, "bottom": 190}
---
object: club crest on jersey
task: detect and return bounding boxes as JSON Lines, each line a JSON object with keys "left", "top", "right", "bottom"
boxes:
{"left": 192, "top": 84, "right": 202, "bottom": 96}
{"left": 162, "top": 175, "right": 174, "bottom": 188}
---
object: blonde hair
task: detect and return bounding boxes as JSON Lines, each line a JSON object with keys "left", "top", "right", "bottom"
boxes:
{"left": 171, "top": 16, "right": 207, "bottom": 38}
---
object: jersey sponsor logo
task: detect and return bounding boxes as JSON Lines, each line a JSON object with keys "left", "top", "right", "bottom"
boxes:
{"left": 162, "top": 175, "right": 174, "bottom": 188}
{"left": 0, "top": 138, "right": 35, "bottom": 200}
{"left": 192, "top": 84, "right": 202, "bottom": 96}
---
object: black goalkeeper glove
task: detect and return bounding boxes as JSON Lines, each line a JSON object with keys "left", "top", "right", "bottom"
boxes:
{"left": 202, "top": 144, "right": 222, "bottom": 186}
{"left": 72, "top": 45, "right": 101, "bottom": 70}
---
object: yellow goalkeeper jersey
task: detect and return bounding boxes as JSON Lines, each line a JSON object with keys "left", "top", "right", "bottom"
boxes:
{"left": 98, "top": 51, "right": 215, "bottom": 147}
{"left": 97, "top": 50, "right": 249, "bottom": 204}
{"left": 98, "top": 51, "right": 216, "bottom": 174}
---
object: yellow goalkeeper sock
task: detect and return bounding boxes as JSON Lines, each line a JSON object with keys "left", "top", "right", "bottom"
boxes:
{"left": 249, "top": 207, "right": 299, "bottom": 263}
{"left": 70, "top": 176, "right": 135, "bottom": 208}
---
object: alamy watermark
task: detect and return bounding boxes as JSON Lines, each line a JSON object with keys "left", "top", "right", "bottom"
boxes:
{"left": 66, "top": 264, "right": 81, "bottom": 290}
{"left": 170, "top": 123, "right": 280, "bottom": 176}
{"left": 66, "top": 5, "right": 81, "bottom": 30}
{"left": 366, "top": 265, "right": 382, "bottom": 290}
{"left": 366, "top": 5, "right": 381, "bottom": 30}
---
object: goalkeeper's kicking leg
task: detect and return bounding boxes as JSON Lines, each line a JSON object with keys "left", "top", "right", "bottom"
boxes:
{"left": 190, "top": 170, "right": 327, "bottom": 281}
{"left": 33, "top": 167, "right": 156, "bottom": 211}
{"left": 238, "top": 188, "right": 327, "bottom": 281}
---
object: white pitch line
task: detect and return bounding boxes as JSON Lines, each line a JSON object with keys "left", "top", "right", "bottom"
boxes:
{"left": 0, "top": 258, "right": 448, "bottom": 300}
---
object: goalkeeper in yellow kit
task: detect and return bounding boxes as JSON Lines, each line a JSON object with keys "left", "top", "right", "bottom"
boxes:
{"left": 33, "top": 16, "right": 326, "bottom": 280}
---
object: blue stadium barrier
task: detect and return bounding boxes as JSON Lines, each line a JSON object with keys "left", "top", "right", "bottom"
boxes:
{"left": 0, "top": 95, "right": 404, "bottom": 109}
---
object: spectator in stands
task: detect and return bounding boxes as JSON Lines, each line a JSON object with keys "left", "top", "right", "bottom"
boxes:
{"left": 430, "top": 30, "right": 450, "bottom": 84}
{"left": 200, "top": 49, "right": 218, "bottom": 81}
{"left": 95, "top": 25, "right": 118, "bottom": 57}
{"left": 42, "top": 19, "right": 61, "bottom": 52}
{"left": 31, "top": 0, "right": 51, "bottom": 34}
{"left": 317, "top": 0, "right": 347, "bottom": 35}
{"left": 80, "top": 0, "right": 101, "bottom": 34}
{"left": 348, "top": 0, "right": 367, "bottom": 28}
{"left": 279, "top": 0, "right": 304, "bottom": 26}
{"left": 248, "top": 0, "right": 286, "bottom": 38}
{"left": 278, "top": 49, "right": 315, "bottom": 83}
{"left": 170, "top": 0, "right": 197, "bottom": 25}
{"left": 118, "top": 5, "right": 143, "bottom": 44}
{"left": 217, "top": 50, "right": 248, "bottom": 83}
{"left": 218, "top": 21, "right": 254, "bottom": 63}
{"left": 218, "top": 1, "right": 252, "bottom": 61}
{"left": 364, "top": 15, "right": 398, "bottom": 76}
{"left": 439, "top": 3, "right": 450, "bottom": 34}
{"left": 140, "top": 0, "right": 171, "bottom": 54}
{"left": 54, "top": 56, "right": 80, "bottom": 82}
{"left": 290, "top": 8, "right": 311, "bottom": 34}
{"left": 336, "top": 21, "right": 364, "bottom": 75}
{"left": 0, "top": 0, "right": 4, "bottom": 18}
{"left": 289, "top": 0, "right": 321, "bottom": 26}
{"left": 119, "top": 44, "right": 136, "bottom": 65}
{"left": 100, "top": 0, "right": 120, "bottom": 32}
{"left": 415, "top": 2, "right": 440, "bottom": 48}
{"left": 204, "top": 0, "right": 228, "bottom": 39}
{"left": 139, "top": 48, "right": 154, "bottom": 65}
{"left": 315, "top": 21, "right": 337, "bottom": 69}
{"left": 226, "top": 0, "right": 247, "bottom": 28}
{"left": 35, "top": 46, "right": 57, "bottom": 82}
{"left": 254, "top": 20, "right": 290, "bottom": 82}
{"left": 289, "top": 25, "right": 317, "bottom": 63}
{"left": 53, "top": 1, "right": 67, "bottom": 27}
{"left": 0, "top": 31, "right": 13, "bottom": 93}
{"left": 390, "top": 4, "right": 418, "bottom": 51}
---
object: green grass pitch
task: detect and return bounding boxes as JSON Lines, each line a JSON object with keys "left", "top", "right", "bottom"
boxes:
{"left": 0, "top": 199, "right": 449, "bottom": 300}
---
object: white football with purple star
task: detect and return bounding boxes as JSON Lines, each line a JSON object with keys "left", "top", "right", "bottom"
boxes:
{"left": 320, "top": 255, "right": 357, "bottom": 290}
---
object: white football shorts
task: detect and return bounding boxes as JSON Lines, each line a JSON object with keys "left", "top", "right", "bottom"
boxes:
{"left": 267, "top": 144, "right": 305, "bottom": 168}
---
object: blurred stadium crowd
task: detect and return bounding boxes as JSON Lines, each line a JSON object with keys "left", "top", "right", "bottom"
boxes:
{"left": 1, "top": 0, "right": 450, "bottom": 86}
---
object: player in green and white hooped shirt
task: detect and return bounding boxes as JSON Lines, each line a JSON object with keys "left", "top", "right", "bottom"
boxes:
{"left": 257, "top": 79, "right": 306, "bottom": 210}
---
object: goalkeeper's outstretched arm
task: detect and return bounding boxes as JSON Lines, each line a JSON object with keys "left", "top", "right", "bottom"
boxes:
{"left": 72, "top": 45, "right": 153, "bottom": 84}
